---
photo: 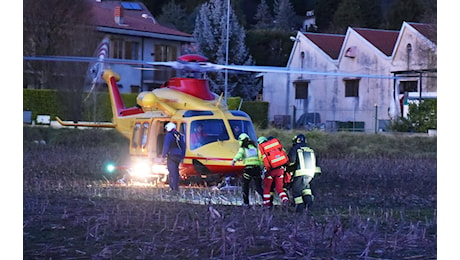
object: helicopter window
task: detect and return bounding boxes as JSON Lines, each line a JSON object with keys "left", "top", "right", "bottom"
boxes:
{"left": 230, "top": 110, "right": 250, "bottom": 118}
{"left": 132, "top": 122, "right": 141, "bottom": 148}
{"left": 183, "top": 110, "right": 214, "bottom": 117}
{"left": 229, "top": 120, "right": 257, "bottom": 141}
{"left": 156, "top": 123, "right": 167, "bottom": 157}
{"left": 140, "top": 122, "right": 149, "bottom": 149}
{"left": 180, "top": 123, "right": 186, "bottom": 135}
{"left": 190, "top": 119, "right": 229, "bottom": 150}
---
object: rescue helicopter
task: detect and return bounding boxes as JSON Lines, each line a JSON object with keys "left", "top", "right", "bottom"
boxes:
{"left": 24, "top": 37, "right": 399, "bottom": 186}
{"left": 26, "top": 37, "right": 259, "bottom": 185}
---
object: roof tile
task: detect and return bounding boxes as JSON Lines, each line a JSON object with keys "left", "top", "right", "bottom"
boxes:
{"left": 303, "top": 33, "right": 345, "bottom": 60}
{"left": 87, "top": 0, "right": 191, "bottom": 37}
{"left": 352, "top": 28, "right": 399, "bottom": 56}
{"left": 407, "top": 22, "right": 437, "bottom": 44}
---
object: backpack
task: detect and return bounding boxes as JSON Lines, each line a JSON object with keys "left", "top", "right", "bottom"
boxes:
{"left": 172, "top": 130, "right": 186, "bottom": 157}
{"left": 259, "top": 138, "right": 288, "bottom": 170}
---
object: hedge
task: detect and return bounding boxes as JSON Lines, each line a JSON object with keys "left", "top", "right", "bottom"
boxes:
{"left": 23, "top": 90, "right": 269, "bottom": 128}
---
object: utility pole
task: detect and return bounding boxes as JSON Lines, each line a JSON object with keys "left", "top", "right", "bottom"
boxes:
{"left": 224, "top": 0, "right": 230, "bottom": 101}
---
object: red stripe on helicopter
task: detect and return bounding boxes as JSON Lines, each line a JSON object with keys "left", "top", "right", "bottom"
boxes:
{"left": 185, "top": 156, "right": 233, "bottom": 161}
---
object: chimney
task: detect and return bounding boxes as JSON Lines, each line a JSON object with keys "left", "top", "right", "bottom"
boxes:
{"left": 114, "top": 5, "right": 124, "bottom": 25}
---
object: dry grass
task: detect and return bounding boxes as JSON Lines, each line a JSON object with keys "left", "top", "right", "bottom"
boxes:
{"left": 23, "top": 127, "right": 437, "bottom": 259}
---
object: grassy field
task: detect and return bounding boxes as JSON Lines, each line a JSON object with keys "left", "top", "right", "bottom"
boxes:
{"left": 23, "top": 126, "right": 437, "bottom": 259}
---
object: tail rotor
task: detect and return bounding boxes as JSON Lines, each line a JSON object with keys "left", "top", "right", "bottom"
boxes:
{"left": 84, "top": 37, "right": 110, "bottom": 101}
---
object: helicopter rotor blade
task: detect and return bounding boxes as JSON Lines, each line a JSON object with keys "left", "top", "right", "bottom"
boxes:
{"left": 210, "top": 64, "right": 400, "bottom": 79}
{"left": 83, "top": 83, "right": 97, "bottom": 102}
{"left": 24, "top": 54, "right": 401, "bottom": 79}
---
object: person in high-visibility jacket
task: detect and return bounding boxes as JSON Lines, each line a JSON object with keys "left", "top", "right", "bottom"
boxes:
{"left": 232, "top": 133, "right": 264, "bottom": 206}
{"left": 287, "top": 134, "right": 321, "bottom": 213}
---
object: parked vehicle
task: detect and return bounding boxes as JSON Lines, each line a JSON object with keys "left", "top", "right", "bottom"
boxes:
{"left": 295, "top": 113, "right": 325, "bottom": 130}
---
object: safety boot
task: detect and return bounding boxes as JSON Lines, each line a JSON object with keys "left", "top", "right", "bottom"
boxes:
{"left": 304, "top": 195, "right": 314, "bottom": 209}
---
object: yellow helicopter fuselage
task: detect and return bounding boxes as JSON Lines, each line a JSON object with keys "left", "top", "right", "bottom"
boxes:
{"left": 103, "top": 69, "right": 257, "bottom": 181}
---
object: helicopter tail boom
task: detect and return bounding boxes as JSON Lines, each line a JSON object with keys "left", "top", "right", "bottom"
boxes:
{"left": 56, "top": 117, "right": 116, "bottom": 128}
{"left": 103, "top": 69, "right": 126, "bottom": 118}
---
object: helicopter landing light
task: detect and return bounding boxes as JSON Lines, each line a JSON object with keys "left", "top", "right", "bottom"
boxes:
{"left": 106, "top": 164, "right": 116, "bottom": 173}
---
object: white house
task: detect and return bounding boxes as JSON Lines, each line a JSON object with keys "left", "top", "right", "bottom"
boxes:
{"left": 23, "top": 0, "right": 195, "bottom": 93}
{"left": 262, "top": 21, "right": 436, "bottom": 132}
{"left": 86, "top": 0, "right": 195, "bottom": 93}
{"left": 390, "top": 22, "right": 437, "bottom": 118}
{"left": 334, "top": 27, "right": 399, "bottom": 132}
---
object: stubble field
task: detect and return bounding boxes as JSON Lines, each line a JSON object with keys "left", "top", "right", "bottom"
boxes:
{"left": 23, "top": 127, "right": 437, "bottom": 259}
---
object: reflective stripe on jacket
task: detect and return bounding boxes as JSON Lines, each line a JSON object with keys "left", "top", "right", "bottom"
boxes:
{"left": 233, "top": 145, "right": 262, "bottom": 166}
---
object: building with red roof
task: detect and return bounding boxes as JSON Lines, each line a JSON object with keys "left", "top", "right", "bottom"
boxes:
{"left": 85, "top": 0, "right": 195, "bottom": 93}
{"left": 262, "top": 22, "right": 436, "bottom": 132}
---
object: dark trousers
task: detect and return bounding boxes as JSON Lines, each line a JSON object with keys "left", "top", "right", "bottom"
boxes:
{"left": 242, "top": 166, "right": 263, "bottom": 204}
{"left": 291, "top": 175, "right": 313, "bottom": 212}
{"left": 167, "top": 156, "right": 182, "bottom": 191}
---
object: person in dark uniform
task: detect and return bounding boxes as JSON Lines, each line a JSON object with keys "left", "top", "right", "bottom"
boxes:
{"left": 161, "top": 122, "right": 185, "bottom": 192}
{"left": 287, "top": 134, "right": 321, "bottom": 213}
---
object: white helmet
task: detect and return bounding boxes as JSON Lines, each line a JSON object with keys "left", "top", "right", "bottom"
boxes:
{"left": 165, "top": 122, "right": 176, "bottom": 131}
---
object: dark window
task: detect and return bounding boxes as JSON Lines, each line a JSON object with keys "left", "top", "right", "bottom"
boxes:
{"left": 180, "top": 123, "right": 186, "bottom": 136}
{"left": 294, "top": 81, "right": 308, "bottom": 99}
{"left": 344, "top": 79, "right": 360, "bottom": 97}
{"left": 228, "top": 120, "right": 257, "bottom": 141}
{"left": 183, "top": 110, "right": 214, "bottom": 117}
{"left": 399, "top": 81, "right": 418, "bottom": 93}
{"left": 112, "top": 39, "right": 123, "bottom": 59}
{"left": 125, "top": 41, "right": 139, "bottom": 60}
{"left": 154, "top": 44, "right": 178, "bottom": 82}
{"left": 111, "top": 39, "right": 139, "bottom": 60}
{"left": 140, "top": 122, "right": 149, "bottom": 149}
{"left": 131, "top": 123, "right": 141, "bottom": 148}
{"left": 131, "top": 85, "right": 140, "bottom": 93}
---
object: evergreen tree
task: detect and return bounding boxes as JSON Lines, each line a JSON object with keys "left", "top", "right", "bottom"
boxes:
{"left": 157, "top": 1, "right": 194, "bottom": 33}
{"left": 254, "top": 0, "right": 274, "bottom": 30}
{"left": 313, "top": 0, "right": 341, "bottom": 32}
{"left": 385, "top": 0, "right": 424, "bottom": 29}
{"left": 273, "top": 0, "right": 297, "bottom": 31}
{"left": 330, "top": 0, "right": 382, "bottom": 33}
{"left": 193, "top": 0, "right": 260, "bottom": 100}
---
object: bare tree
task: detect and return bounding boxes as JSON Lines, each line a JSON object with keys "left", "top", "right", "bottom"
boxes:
{"left": 23, "top": 0, "right": 100, "bottom": 122}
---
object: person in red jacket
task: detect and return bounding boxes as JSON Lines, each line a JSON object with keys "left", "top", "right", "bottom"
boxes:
{"left": 258, "top": 136, "right": 289, "bottom": 209}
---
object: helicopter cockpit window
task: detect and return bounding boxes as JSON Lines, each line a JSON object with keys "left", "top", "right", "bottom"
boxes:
{"left": 183, "top": 110, "right": 214, "bottom": 117}
{"left": 229, "top": 120, "right": 257, "bottom": 141}
{"left": 132, "top": 122, "right": 141, "bottom": 148}
{"left": 190, "top": 119, "right": 229, "bottom": 150}
{"left": 140, "top": 122, "right": 149, "bottom": 149}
